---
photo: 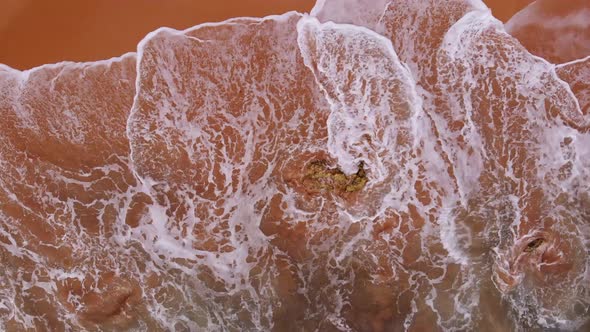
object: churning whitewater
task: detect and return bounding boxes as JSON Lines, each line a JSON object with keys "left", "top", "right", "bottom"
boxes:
{"left": 0, "top": 0, "right": 589, "bottom": 331}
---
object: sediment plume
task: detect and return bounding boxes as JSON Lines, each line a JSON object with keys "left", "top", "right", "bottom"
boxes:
{"left": 0, "top": 1, "right": 589, "bottom": 331}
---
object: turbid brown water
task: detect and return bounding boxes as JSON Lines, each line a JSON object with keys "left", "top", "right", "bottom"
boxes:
{"left": 505, "top": 0, "right": 590, "bottom": 63}
{"left": 0, "top": 1, "right": 589, "bottom": 331}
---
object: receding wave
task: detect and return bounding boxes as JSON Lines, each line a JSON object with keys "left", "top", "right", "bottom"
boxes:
{"left": 0, "top": 1, "right": 589, "bottom": 331}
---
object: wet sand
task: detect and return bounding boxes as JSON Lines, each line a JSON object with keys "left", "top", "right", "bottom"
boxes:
{"left": 484, "top": 0, "right": 534, "bottom": 21}
{"left": 1, "top": 0, "right": 589, "bottom": 331}
{"left": 1, "top": 0, "right": 533, "bottom": 70}
{"left": 506, "top": 0, "right": 590, "bottom": 63}
{"left": 0, "top": 0, "right": 316, "bottom": 70}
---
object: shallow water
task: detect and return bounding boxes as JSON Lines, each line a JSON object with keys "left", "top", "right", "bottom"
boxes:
{"left": 0, "top": 1, "right": 589, "bottom": 331}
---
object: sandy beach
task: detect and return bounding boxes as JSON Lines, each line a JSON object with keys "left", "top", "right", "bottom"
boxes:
{"left": 0, "top": 0, "right": 536, "bottom": 70}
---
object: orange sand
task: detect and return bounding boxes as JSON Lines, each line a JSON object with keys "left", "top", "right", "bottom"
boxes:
{"left": 0, "top": 0, "right": 535, "bottom": 70}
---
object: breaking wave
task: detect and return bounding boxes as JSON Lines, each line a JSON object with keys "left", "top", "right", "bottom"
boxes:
{"left": 1, "top": 1, "right": 589, "bottom": 331}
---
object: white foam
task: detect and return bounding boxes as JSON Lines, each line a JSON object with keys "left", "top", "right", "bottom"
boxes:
{"left": 506, "top": 3, "right": 590, "bottom": 32}
{"left": 1, "top": 1, "right": 589, "bottom": 330}
{"left": 310, "top": 0, "right": 390, "bottom": 29}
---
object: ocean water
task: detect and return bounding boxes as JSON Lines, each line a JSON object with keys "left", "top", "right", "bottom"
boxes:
{"left": 0, "top": 0, "right": 589, "bottom": 331}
